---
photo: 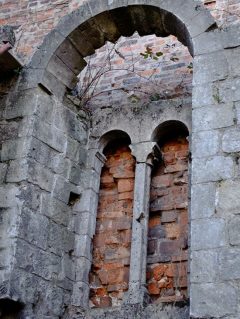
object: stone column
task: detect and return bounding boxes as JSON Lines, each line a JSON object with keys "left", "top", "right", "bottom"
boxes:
{"left": 126, "top": 142, "right": 161, "bottom": 305}
{"left": 71, "top": 149, "right": 106, "bottom": 309}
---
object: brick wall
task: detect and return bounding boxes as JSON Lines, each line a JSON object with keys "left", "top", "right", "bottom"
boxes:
{"left": 79, "top": 34, "right": 192, "bottom": 109}
{"left": 89, "top": 142, "right": 136, "bottom": 308}
{"left": 147, "top": 136, "right": 189, "bottom": 303}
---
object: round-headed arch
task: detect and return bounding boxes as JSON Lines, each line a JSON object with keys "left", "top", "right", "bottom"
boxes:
{"left": 25, "top": 0, "right": 216, "bottom": 98}
{"left": 151, "top": 120, "right": 189, "bottom": 145}
{"left": 98, "top": 129, "right": 132, "bottom": 154}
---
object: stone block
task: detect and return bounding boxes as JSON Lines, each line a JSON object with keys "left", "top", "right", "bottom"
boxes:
{"left": 0, "top": 163, "right": 7, "bottom": 184}
{"left": 27, "top": 160, "right": 54, "bottom": 192}
{"left": 193, "top": 51, "right": 228, "bottom": 85}
{"left": 216, "top": 180, "right": 240, "bottom": 216}
{"left": 71, "top": 212, "right": 95, "bottom": 237}
{"left": 6, "top": 158, "right": 28, "bottom": 182}
{"left": 1, "top": 137, "right": 30, "bottom": 161}
{"left": 15, "top": 239, "right": 61, "bottom": 281}
{"left": 52, "top": 175, "right": 81, "bottom": 204}
{"left": 18, "top": 208, "right": 49, "bottom": 250}
{"left": 4, "top": 89, "right": 38, "bottom": 119}
{"left": 0, "top": 185, "right": 20, "bottom": 208}
{"left": 191, "top": 183, "right": 216, "bottom": 219}
{"left": 71, "top": 281, "right": 89, "bottom": 308}
{"left": 48, "top": 222, "right": 75, "bottom": 256}
{"left": 217, "top": 77, "right": 240, "bottom": 103}
{"left": 54, "top": 105, "right": 88, "bottom": 144}
{"left": 192, "top": 83, "right": 215, "bottom": 108}
{"left": 192, "top": 103, "right": 234, "bottom": 132}
{"left": 33, "top": 119, "right": 67, "bottom": 153}
{"left": 218, "top": 248, "right": 240, "bottom": 280}
{"left": 193, "top": 29, "right": 223, "bottom": 56}
{"left": 225, "top": 47, "right": 240, "bottom": 78}
{"left": 75, "top": 257, "right": 92, "bottom": 283}
{"left": 192, "top": 156, "right": 234, "bottom": 183}
{"left": 74, "top": 188, "right": 98, "bottom": 213}
{"left": 222, "top": 127, "right": 240, "bottom": 153}
{"left": 66, "top": 138, "right": 81, "bottom": 162}
{"left": 47, "top": 55, "right": 78, "bottom": 89}
{"left": 41, "top": 193, "right": 71, "bottom": 226}
{"left": 74, "top": 234, "right": 92, "bottom": 260}
{"left": 190, "top": 283, "right": 237, "bottom": 318}
{"left": 190, "top": 250, "right": 218, "bottom": 283}
{"left": 192, "top": 130, "right": 220, "bottom": 158}
{"left": 228, "top": 216, "right": 240, "bottom": 245}
{"left": 191, "top": 218, "right": 226, "bottom": 250}
{"left": 69, "top": 163, "right": 83, "bottom": 185}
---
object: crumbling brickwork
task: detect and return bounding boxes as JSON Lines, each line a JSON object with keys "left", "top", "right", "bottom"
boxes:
{"left": 89, "top": 142, "right": 135, "bottom": 308}
{"left": 147, "top": 137, "right": 189, "bottom": 302}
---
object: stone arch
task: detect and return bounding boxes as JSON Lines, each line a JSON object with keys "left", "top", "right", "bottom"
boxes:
{"left": 151, "top": 120, "right": 190, "bottom": 143}
{"left": 22, "top": 0, "right": 216, "bottom": 98}
{"left": 98, "top": 130, "right": 132, "bottom": 153}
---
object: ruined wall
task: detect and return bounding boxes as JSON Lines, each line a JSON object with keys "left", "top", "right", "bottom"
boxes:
{"left": 1, "top": 0, "right": 240, "bottom": 318}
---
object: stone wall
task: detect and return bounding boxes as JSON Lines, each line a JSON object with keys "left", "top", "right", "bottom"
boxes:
{"left": 1, "top": 0, "right": 240, "bottom": 318}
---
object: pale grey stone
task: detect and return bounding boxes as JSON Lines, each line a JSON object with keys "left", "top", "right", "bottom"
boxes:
{"left": 216, "top": 180, "right": 240, "bottom": 216}
{"left": 75, "top": 257, "right": 92, "bottom": 283}
{"left": 0, "top": 185, "right": 20, "bottom": 208}
{"left": 222, "top": 127, "right": 240, "bottom": 153}
{"left": 74, "top": 234, "right": 92, "bottom": 260}
{"left": 190, "top": 250, "right": 218, "bottom": 283}
{"left": 190, "top": 283, "right": 237, "bottom": 318}
{"left": 193, "top": 51, "right": 229, "bottom": 85}
{"left": 1, "top": 137, "right": 31, "bottom": 161}
{"left": 191, "top": 218, "right": 226, "bottom": 250}
{"left": 33, "top": 119, "right": 67, "bottom": 153}
{"left": 18, "top": 209, "right": 49, "bottom": 250}
{"left": 191, "top": 183, "right": 216, "bottom": 219}
{"left": 192, "top": 103, "right": 234, "bottom": 132}
{"left": 228, "top": 216, "right": 240, "bottom": 245}
{"left": 192, "top": 130, "right": 220, "bottom": 158}
{"left": 218, "top": 248, "right": 240, "bottom": 280}
{"left": 192, "top": 156, "right": 234, "bottom": 183}
{"left": 71, "top": 281, "right": 89, "bottom": 308}
{"left": 192, "top": 83, "right": 215, "bottom": 108}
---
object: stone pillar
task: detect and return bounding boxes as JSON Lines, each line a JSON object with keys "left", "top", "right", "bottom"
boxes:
{"left": 71, "top": 150, "right": 106, "bottom": 309}
{"left": 126, "top": 142, "right": 161, "bottom": 305}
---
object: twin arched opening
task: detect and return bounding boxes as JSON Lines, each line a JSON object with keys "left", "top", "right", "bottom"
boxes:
{"left": 90, "top": 121, "right": 189, "bottom": 307}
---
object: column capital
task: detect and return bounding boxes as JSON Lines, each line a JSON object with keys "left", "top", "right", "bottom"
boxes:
{"left": 130, "top": 142, "right": 161, "bottom": 165}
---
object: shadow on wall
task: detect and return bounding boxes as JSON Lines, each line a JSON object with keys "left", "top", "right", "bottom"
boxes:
{"left": 0, "top": 299, "right": 24, "bottom": 319}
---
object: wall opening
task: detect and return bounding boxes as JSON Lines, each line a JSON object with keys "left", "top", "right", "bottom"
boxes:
{"left": 0, "top": 298, "right": 24, "bottom": 319}
{"left": 147, "top": 122, "right": 189, "bottom": 303}
{"left": 89, "top": 134, "right": 135, "bottom": 308}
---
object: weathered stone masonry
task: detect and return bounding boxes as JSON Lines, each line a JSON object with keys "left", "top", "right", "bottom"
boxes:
{"left": 1, "top": 0, "right": 240, "bottom": 318}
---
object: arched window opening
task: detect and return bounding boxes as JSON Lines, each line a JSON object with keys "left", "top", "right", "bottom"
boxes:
{"left": 89, "top": 134, "right": 136, "bottom": 308}
{"left": 147, "top": 122, "right": 189, "bottom": 303}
